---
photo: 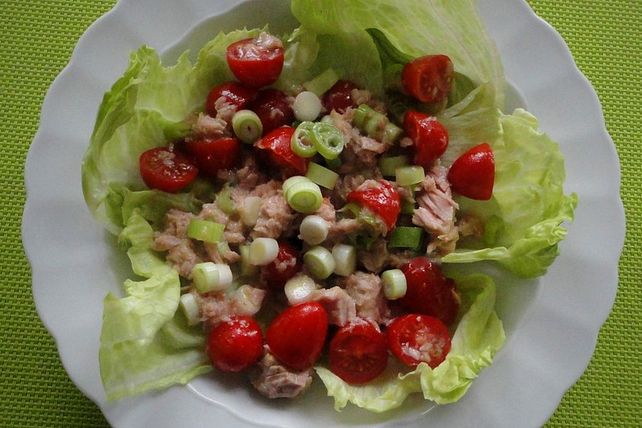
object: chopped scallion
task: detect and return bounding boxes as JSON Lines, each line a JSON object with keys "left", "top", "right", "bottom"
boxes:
{"left": 187, "top": 219, "right": 224, "bottom": 243}
{"left": 216, "top": 185, "right": 235, "bottom": 215}
{"left": 379, "top": 155, "right": 409, "bottom": 177}
{"left": 395, "top": 165, "right": 425, "bottom": 186}
{"left": 285, "top": 179, "right": 323, "bottom": 214}
{"left": 192, "top": 262, "right": 233, "bottom": 293}
{"left": 299, "top": 215, "right": 329, "bottom": 245}
{"left": 291, "top": 122, "right": 318, "bottom": 158}
{"left": 239, "top": 196, "right": 262, "bottom": 227}
{"left": 304, "top": 246, "right": 336, "bottom": 279}
{"left": 239, "top": 244, "right": 258, "bottom": 277}
{"left": 249, "top": 238, "right": 279, "bottom": 266}
{"left": 282, "top": 175, "right": 309, "bottom": 195}
{"left": 179, "top": 293, "right": 201, "bottom": 326}
{"left": 306, "top": 162, "right": 339, "bottom": 189}
{"left": 293, "top": 91, "right": 322, "bottom": 122}
{"left": 284, "top": 275, "right": 319, "bottom": 305}
{"left": 311, "top": 122, "right": 345, "bottom": 160}
{"left": 332, "top": 244, "right": 357, "bottom": 277}
{"left": 381, "top": 269, "right": 407, "bottom": 300}
{"left": 232, "top": 109, "right": 263, "bottom": 144}
{"left": 388, "top": 226, "right": 424, "bottom": 251}
{"left": 352, "top": 104, "right": 402, "bottom": 144}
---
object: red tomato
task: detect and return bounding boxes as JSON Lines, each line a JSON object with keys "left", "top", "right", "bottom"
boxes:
{"left": 346, "top": 180, "right": 401, "bottom": 231}
{"left": 387, "top": 314, "right": 451, "bottom": 368}
{"left": 329, "top": 320, "right": 388, "bottom": 384}
{"left": 205, "top": 81, "right": 257, "bottom": 117}
{"left": 185, "top": 137, "right": 241, "bottom": 177}
{"left": 404, "top": 110, "right": 449, "bottom": 168}
{"left": 266, "top": 302, "right": 328, "bottom": 371}
{"left": 447, "top": 143, "right": 495, "bottom": 200}
{"left": 226, "top": 34, "right": 284, "bottom": 88}
{"left": 248, "top": 89, "right": 294, "bottom": 134}
{"left": 399, "top": 257, "right": 460, "bottom": 326}
{"left": 261, "top": 241, "right": 301, "bottom": 289}
{"left": 255, "top": 126, "right": 308, "bottom": 176}
{"left": 402, "top": 55, "right": 454, "bottom": 104}
{"left": 322, "top": 80, "right": 358, "bottom": 113}
{"left": 207, "top": 316, "right": 264, "bottom": 372}
{"left": 139, "top": 147, "right": 198, "bottom": 193}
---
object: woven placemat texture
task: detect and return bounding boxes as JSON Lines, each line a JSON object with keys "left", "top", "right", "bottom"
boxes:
{"left": 0, "top": 0, "right": 639, "bottom": 426}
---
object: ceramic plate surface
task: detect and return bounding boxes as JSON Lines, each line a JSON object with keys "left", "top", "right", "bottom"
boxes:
{"left": 23, "top": 0, "right": 624, "bottom": 426}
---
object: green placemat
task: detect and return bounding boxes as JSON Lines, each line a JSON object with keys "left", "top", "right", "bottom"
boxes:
{"left": 0, "top": 1, "right": 639, "bottom": 426}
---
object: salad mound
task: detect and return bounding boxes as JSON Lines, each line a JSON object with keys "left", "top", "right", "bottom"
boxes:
{"left": 82, "top": 0, "right": 576, "bottom": 413}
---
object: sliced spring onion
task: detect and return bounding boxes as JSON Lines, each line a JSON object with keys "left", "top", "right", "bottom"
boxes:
{"left": 187, "top": 219, "right": 224, "bottom": 243}
{"left": 285, "top": 179, "right": 323, "bottom": 214}
{"left": 239, "top": 196, "right": 262, "bottom": 227}
{"left": 332, "top": 244, "right": 357, "bottom": 277}
{"left": 291, "top": 121, "right": 318, "bottom": 158}
{"left": 395, "top": 165, "right": 425, "bottom": 186}
{"left": 249, "top": 238, "right": 279, "bottom": 266}
{"left": 401, "top": 199, "right": 416, "bottom": 215}
{"left": 378, "top": 155, "right": 409, "bottom": 177}
{"left": 284, "top": 275, "right": 319, "bottom": 305}
{"left": 306, "top": 162, "right": 339, "bottom": 189}
{"left": 192, "top": 262, "right": 233, "bottom": 293}
{"left": 311, "top": 122, "right": 345, "bottom": 160}
{"left": 352, "top": 104, "right": 402, "bottom": 144}
{"left": 216, "top": 185, "right": 235, "bottom": 215}
{"left": 239, "top": 244, "right": 258, "bottom": 277}
{"left": 232, "top": 109, "right": 263, "bottom": 144}
{"left": 282, "top": 175, "right": 308, "bottom": 195}
{"left": 303, "top": 68, "right": 339, "bottom": 96}
{"left": 384, "top": 122, "right": 403, "bottom": 142}
{"left": 179, "top": 293, "right": 201, "bottom": 326}
{"left": 381, "top": 269, "right": 407, "bottom": 300}
{"left": 304, "top": 246, "right": 336, "bottom": 279}
{"left": 388, "top": 226, "right": 424, "bottom": 251}
{"left": 216, "top": 240, "right": 231, "bottom": 255}
{"left": 299, "top": 215, "right": 329, "bottom": 245}
{"left": 293, "top": 91, "right": 323, "bottom": 122}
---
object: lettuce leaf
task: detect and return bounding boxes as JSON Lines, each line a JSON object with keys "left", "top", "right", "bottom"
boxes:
{"left": 316, "top": 274, "right": 505, "bottom": 411}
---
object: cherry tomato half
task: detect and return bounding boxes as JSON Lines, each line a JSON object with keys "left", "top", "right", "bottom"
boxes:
{"left": 402, "top": 55, "right": 454, "bottom": 104}
{"left": 255, "top": 126, "right": 308, "bottom": 176}
{"left": 387, "top": 314, "right": 451, "bottom": 368}
{"left": 266, "top": 302, "right": 328, "bottom": 371}
{"left": 447, "top": 143, "right": 495, "bottom": 200}
{"left": 207, "top": 316, "right": 264, "bottom": 372}
{"left": 248, "top": 89, "right": 294, "bottom": 134}
{"left": 346, "top": 180, "right": 401, "bottom": 231}
{"left": 185, "top": 137, "right": 241, "bottom": 177}
{"left": 322, "top": 80, "right": 358, "bottom": 114}
{"left": 226, "top": 34, "right": 284, "bottom": 88}
{"left": 404, "top": 110, "right": 449, "bottom": 168}
{"left": 399, "top": 257, "right": 460, "bottom": 326}
{"left": 205, "top": 81, "right": 257, "bottom": 117}
{"left": 261, "top": 241, "right": 301, "bottom": 289}
{"left": 139, "top": 147, "right": 198, "bottom": 193}
{"left": 329, "top": 320, "right": 388, "bottom": 384}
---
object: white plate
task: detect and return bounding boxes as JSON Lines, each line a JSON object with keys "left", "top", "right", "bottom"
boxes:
{"left": 23, "top": 0, "right": 625, "bottom": 427}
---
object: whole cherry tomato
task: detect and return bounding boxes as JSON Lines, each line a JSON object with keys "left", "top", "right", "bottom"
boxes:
{"left": 139, "top": 147, "right": 198, "bottom": 193}
{"left": 402, "top": 55, "right": 454, "bottom": 104}
{"left": 346, "top": 179, "right": 401, "bottom": 231}
{"left": 387, "top": 314, "right": 451, "bottom": 368}
{"left": 255, "top": 126, "right": 308, "bottom": 176}
{"left": 207, "top": 316, "right": 264, "bottom": 372}
{"left": 185, "top": 137, "right": 241, "bottom": 177}
{"left": 404, "top": 110, "right": 449, "bottom": 168}
{"left": 447, "top": 143, "right": 495, "bottom": 200}
{"left": 205, "top": 81, "right": 257, "bottom": 117}
{"left": 261, "top": 241, "right": 301, "bottom": 289}
{"left": 322, "top": 80, "right": 358, "bottom": 113}
{"left": 399, "top": 257, "right": 459, "bottom": 325}
{"left": 266, "top": 302, "right": 328, "bottom": 371}
{"left": 248, "top": 89, "right": 294, "bottom": 134}
{"left": 328, "top": 320, "right": 388, "bottom": 384}
{"left": 226, "top": 34, "right": 284, "bottom": 88}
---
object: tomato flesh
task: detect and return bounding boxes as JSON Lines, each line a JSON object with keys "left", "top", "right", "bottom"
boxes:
{"left": 207, "top": 316, "right": 264, "bottom": 372}
{"left": 185, "top": 137, "right": 241, "bottom": 177}
{"left": 139, "top": 147, "right": 198, "bottom": 193}
{"left": 226, "top": 35, "right": 284, "bottom": 88}
{"left": 205, "top": 81, "right": 256, "bottom": 117}
{"left": 248, "top": 89, "right": 294, "bottom": 134}
{"left": 404, "top": 110, "right": 449, "bottom": 168}
{"left": 447, "top": 143, "right": 495, "bottom": 200}
{"left": 402, "top": 55, "right": 454, "bottom": 104}
{"left": 266, "top": 302, "right": 328, "bottom": 371}
{"left": 346, "top": 180, "right": 401, "bottom": 231}
{"left": 387, "top": 314, "right": 451, "bottom": 368}
{"left": 322, "top": 80, "right": 358, "bottom": 113}
{"left": 261, "top": 241, "right": 301, "bottom": 289}
{"left": 399, "top": 257, "right": 459, "bottom": 326}
{"left": 329, "top": 320, "right": 388, "bottom": 384}
{"left": 255, "top": 126, "right": 308, "bottom": 176}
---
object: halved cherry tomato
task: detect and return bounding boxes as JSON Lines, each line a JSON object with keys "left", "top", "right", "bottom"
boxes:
{"left": 207, "top": 316, "right": 264, "bottom": 372}
{"left": 346, "top": 180, "right": 401, "bottom": 231}
{"left": 226, "top": 34, "right": 284, "bottom": 88}
{"left": 248, "top": 89, "right": 294, "bottom": 134}
{"left": 387, "top": 314, "right": 451, "bottom": 368}
{"left": 322, "top": 80, "right": 358, "bottom": 114}
{"left": 402, "top": 55, "right": 454, "bottom": 104}
{"left": 185, "top": 137, "right": 241, "bottom": 177}
{"left": 255, "top": 126, "right": 308, "bottom": 176}
{"left": 447, "top": 143, "right": 495, "bottom": 200}
{"left": 205, "top": 81, "right": 257, "bottom": 117}
{"left": 399, "top": 257, "right": 459, "bottom": 325}
{"left": 266, "top": 302, "right": 328, "bottom": 371}
{"left": 404, "top": 110, "right": 449, "bottom": 168}
{"left": 329, "top": 320, "right": 388, "bottom": 384}
{"left": 261, "top": 241, "right": 301, "bottom": 289}
{"left": 139, "top": 147, "right": 198, "bottom": 193}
